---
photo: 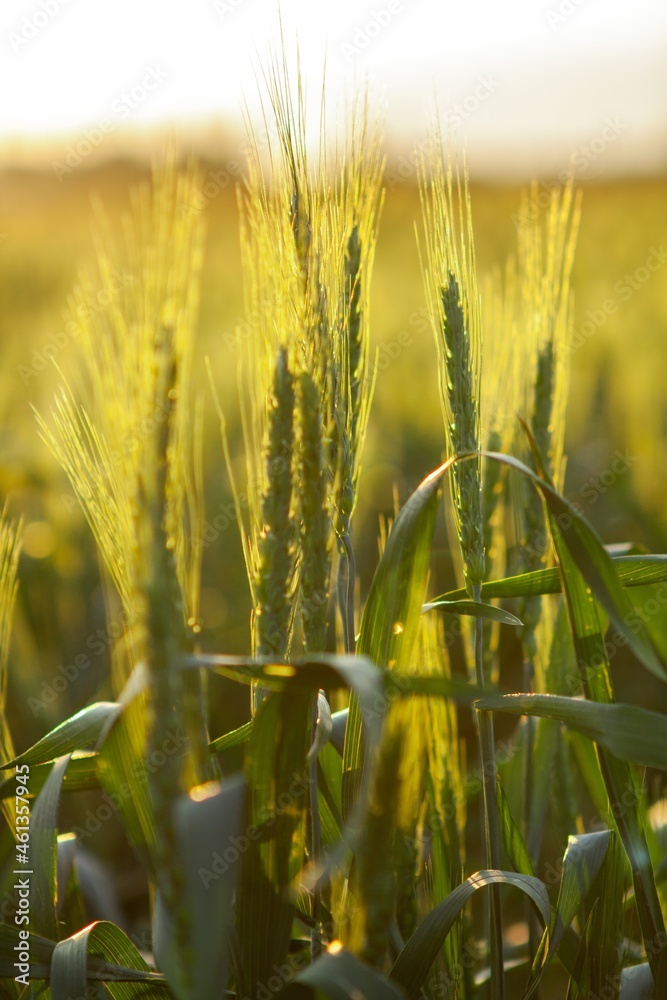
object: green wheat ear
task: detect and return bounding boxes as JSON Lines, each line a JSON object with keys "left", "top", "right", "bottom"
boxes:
{"left": 35, "top": 159, "right": 206, "bottom": 689}
{"left": 231, "top": 57, "right": 382, "bottom": 657}
{"left": 515, "top": 179, "right": 581, "bottom": 663}
{"left": 35, "top": 163, "right": 213, "bottom": 982}
{"left": 420, "top": 147, "right": 484, "bottom": 596}
{"left": 440, "top": 271, "right": 485, "bottom": 591}
{"left": 297, "top": 370, "right": 331, "bottom": 654}
{"left": 479, "top": 259, "right": 518, "bottom": 584}
{"left": 254, "top": 347, "right": 296, "bottom": 660}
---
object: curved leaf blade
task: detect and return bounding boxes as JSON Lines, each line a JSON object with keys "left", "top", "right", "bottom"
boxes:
{"left": 490, "top": 440, "right": 667, "bottom": 987}
{"left": 390, "top": 869, "right": 550, "bottom": 999}
{"left": 431, "top": 555, "right": 667, "bottom": 604}
{"left": 209, "top": 720, "right": 252, "bottom": 753}
{"left": 1, "top": 703, "right": 121, "bottom": 769}
{"left": 0, "top": 752, "right": 100, "bottom": 801}
{"left": 525, "top": 830, "right": 611, "bottom": 997}
{"left": 0, "top": 921, "right": 168, "bottom": 992}
{"left": 344, "top": 462, "right": 449, "bottom": 820}
{"left": 97, "top": 685, "right": 163, "bottom": 881}
{"left": 476, "top": 693, "right": 667, "bottom": 771}
{"left": 422, "top": 599, "right": 522, "bottom": 626}
{"left": 31, "top": 753, "right": 71, "bottom": 940}
{"left": 50, "top": 920, "right": 169, "bottom": 999}
{"left": 483, "top": 451, "right": 666, "bottom": 683}
{"left": 357, "top": 463, "right": 448, "bottom": 669}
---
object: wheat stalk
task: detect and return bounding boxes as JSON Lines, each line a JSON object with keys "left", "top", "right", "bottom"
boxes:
{"left": 420, "top": 137, "right": 505, "bottom": 996}
{"left": 0, "top": 509, "right": 21, "bottom": 830}
{"left": 420, "top": 145, "right": 484, "bottom": 595}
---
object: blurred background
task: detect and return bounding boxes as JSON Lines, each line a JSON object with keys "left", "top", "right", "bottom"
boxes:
{"left": 1, "top": 0, "right": 667, "bottom": 770}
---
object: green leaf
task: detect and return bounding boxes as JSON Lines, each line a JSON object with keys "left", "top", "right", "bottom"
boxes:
{"left": 585, "top": 829, "right": 626, "bottom": 999}
{"left": 186, "top": 652, "right": 382, "bottom": 711}
{"left": 568, "top": 728, "right": 609, "bottom": 820}
{"left": 0, "top": 752, "right": 100, "bottom": 801}
{"left": 358, "top": 465, "right": 446, "bottom": 669}
{"left": 476, "top": 693, "right": 667, "bottom": 771}
{"left": 190, "top": 651, "right": 390, "bottom": 847}
{"left": 627, "top": 582, "right": 667, "bottom": 667}
{"left": 389, "top": 869, "right": 550, "bottom": 999}
{"left": 31, "top": 754, "right": 71, "bottom": 940}
{"left": 50, "top": 920, "right": 169, "bottom": 998}
{"left": 431, "top": 555, "right": 667, "bottom": 603}
{"left": 0, "top": 921, "right": 168, "bottom": 992}
{"left": 189, "top": 651, "right": 389, "bottom": 892}
{"left": 482, "top": 451, "right": 666, "bottom": 683}
{"left": 496, "top": 774, "right": 534, "bottom": 876}
{"left": 1, "top": 703, "right": 121, "bottom": 770}
{"left": 235, "top": 687, "right": 312, "bottom": 1000}
{"left": 282, "top": 945, "right": 407, "bottom": 998}
{"left": 422, "top": 599, "right": 522, "bottom": 626}
{"left": 392, "top": 674, "right": 484, "bottom": 703}
{"left": 493, "top": 439, "right": 667, "bottom": 988}
{"left": 153, "top": 774, "right": 245, "bottom": 1000}
{"left": 344, "top": 462, "right": 449, "bottom": 820}
{"left": 524, "top": 599, "right": 577, "bottom": 860}
{"left": 525, "top": 830, "right": 611, "bottom": 996}
{"left": 97, "top": 677, "right": 165, "bottom": 880}
{"left": 554, "top": 831, "right": 611, "bottom": 952}
{"left": 317, "top": 742, "right": 345, "bottom": 849}
{"left": 209, "top": 719, "right": 252, "bottom": 753}
{"left": 56, "top": 833, "right": 87, "bottom": 939}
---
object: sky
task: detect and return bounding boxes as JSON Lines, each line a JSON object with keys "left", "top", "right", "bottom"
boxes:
{"left": 1, "top": 0, "right": 666, "bottom": 177}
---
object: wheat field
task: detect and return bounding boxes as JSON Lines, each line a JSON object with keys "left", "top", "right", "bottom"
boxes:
{"left": 1, "top": 85, "right": 667, "bottom": 998}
